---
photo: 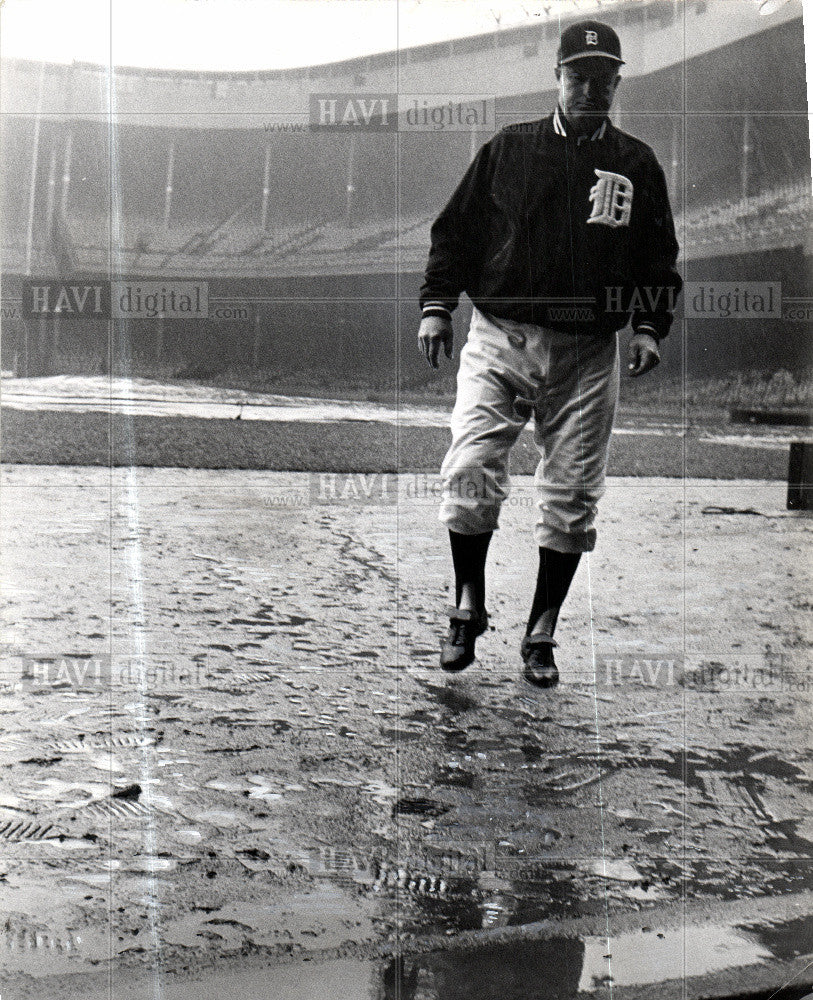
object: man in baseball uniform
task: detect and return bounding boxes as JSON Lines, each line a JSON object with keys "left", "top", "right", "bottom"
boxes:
{"left": 418, "top": 20, "right": 682, "bottom": 686}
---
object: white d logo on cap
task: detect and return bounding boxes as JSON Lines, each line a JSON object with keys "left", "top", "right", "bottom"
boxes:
{"left": 585, "top": 30, "right": 599, "bottom": 45}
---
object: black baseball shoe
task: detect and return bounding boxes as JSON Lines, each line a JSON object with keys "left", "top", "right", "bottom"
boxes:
{"left": 440, "top": 606, "right": 488, "bottom": 672}
{"left": 520, "top": 631, "right": 559, "bottom": 688}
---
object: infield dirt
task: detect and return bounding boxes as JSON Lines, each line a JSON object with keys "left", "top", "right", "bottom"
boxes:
{"left": 0, "top": 467, "right": 810, "bottom": 998}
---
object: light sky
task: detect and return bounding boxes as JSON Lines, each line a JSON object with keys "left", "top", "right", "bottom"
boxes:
{"left": 0, "top": 0, "right": 610, "bottom": 71}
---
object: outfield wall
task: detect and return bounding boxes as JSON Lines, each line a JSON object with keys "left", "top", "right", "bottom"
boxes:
{"left": 3, "top": 244, "right": 810, "bottom": 386}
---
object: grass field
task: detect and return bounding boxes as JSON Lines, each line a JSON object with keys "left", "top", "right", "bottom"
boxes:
{"left": 1, "top": 407, "right": 789, "bottom": 479}
{"left": 197, "top": 366, "right": 813, "bottom": 415}
{"left": 27, "top": 355, "right": 813, "bottom": 415}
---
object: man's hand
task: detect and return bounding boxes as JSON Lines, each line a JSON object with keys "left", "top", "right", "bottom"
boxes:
{"left": 419, "top": 314, "right": 453, "bottom": 369}
{"left": 627, "top": 332, "right": 660, "bottom": 377}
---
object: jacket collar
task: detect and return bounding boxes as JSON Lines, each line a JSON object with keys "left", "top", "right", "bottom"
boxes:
{"left": 553, "top": 105, "right": 607, "bottom": 142}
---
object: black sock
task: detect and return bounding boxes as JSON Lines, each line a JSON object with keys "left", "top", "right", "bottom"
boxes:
{"left": 449, "top": 530, "right": 492, "bottom": 610}
{"left": 526, "top": 547, "right": 582, "bottom": 635}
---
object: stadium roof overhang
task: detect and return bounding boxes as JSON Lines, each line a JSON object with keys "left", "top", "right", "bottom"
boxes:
{"left": 0, "top": 0, "right": 803, "bottom": 128}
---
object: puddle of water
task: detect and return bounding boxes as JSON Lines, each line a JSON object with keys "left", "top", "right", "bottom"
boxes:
{"left": 79, "top": 957, "right": 377, "bottom": 1000}
{"left": 578, "top": 923, "right": 774, "bottom": 992}
{"left": 740, "top": 914, "right": 813, "bottom": 961}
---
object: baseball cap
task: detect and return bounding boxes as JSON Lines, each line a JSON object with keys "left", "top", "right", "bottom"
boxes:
{"left": 556, "top": 20, "right": 624, "bottom": 66}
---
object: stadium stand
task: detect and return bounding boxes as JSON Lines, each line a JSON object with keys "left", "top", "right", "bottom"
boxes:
{"left": 36, "top": 177, "right": 811, "bottom": 278}
{"left": 1, "top": 0, "right": 809, "bottom": 383}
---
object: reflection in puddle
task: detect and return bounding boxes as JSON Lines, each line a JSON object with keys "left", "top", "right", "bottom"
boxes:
{"left": 381, "top": 913, "right": 807, "bottom": 1000}
{"left": 578, "top": 924, "right": 773, "bottom": 992}
{"left": 741, "top": 914, "right": 813, "bottom": 961}
{"left": 11, "top": 908, "right": 812, "bottom": 999}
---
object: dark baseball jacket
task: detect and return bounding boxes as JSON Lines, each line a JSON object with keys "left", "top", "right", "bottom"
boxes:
{"left": 420, "top": 108, "right": 682, "bottom": 340}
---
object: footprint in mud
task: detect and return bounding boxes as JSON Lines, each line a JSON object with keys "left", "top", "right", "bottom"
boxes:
{"left": 0, "top": 916, "right": 112, "bottom": 972}
{"left": 584, "top": 858, "right": 644, "bottom": 883}
{"left": 188, "top": 807, "right": 268, "bottom": 831}
{"left": 231, "top": 671, "right": 281, "bottom": 686}
{"left": 0, "top": 735, "right": 35, "bottom": 755}
{"left": 174, "top": 828, "right": 203, "bottom": 846}
{"left": 0, "top": 815, "right": 64, "bottom": 843}
{"left": 642, "top": 828, "right": 673, "bottom": 844}
{"left": 480, "top": 894, "right": 513, "bottom": 928}
{"left": 372, "top": 861, "right": 453, "bottom": 898}
{"left": 124, "top": 855, "right": 178, "bottom": 874}
{"left": 361, "top": 780, "right": 399, "bottom": 807}
{"left": 229, "top": 607, "right": 314, "bottom": 630}
{"left": 21, "top": 778, "right": 111, "bottom": 808}
{"left": 434, "top": 765, "right": 476, "bottom": 789}
{"left": 14, "top": 706, "right": 92, "bottom": 730}
{"left": 210, "top": 710, "right": 267, "bottom": 727}
{"left": 232, "top": 847, "right": 286, "bottom": 874}
{"left": 205, "top": 775, "right": 284, "bottom": 803}
{"left": 45, "top": 734, "right": 155, "bottom": 754}
{"left": 393, "top": 797, "right": 451, "bottom": 818}
{"left": 68, "top": 784, "right": 174, "bottom": 825}
{"left": 612, "top": 807, "right": 656, "bottom": 831}
{"left": 523, "top": 765, "right": 605, "bottom": 799}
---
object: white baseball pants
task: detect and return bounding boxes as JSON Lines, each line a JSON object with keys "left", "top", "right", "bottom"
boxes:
{"left": 439, "top": 307, "right": 619, "bottom": 553}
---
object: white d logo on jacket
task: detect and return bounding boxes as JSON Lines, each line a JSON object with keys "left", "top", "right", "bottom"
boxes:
{"left": 587, "top": 169, "right": 634, "bottom": 227}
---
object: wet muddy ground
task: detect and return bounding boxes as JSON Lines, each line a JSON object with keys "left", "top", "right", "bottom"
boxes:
{"left": 0, "top": 466, "right": 811, "bottom": 997}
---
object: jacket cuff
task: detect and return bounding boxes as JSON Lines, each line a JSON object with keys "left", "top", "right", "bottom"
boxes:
{"left": 632, "top": 320, "right": 662, "bottom": 342}
{"left": 421, "top": 301, "right": 454, "bottom": 320}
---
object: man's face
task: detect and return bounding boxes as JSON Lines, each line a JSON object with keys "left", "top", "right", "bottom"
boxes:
{"left": 555, "top": 58, "right": 621, "bottom": 131}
